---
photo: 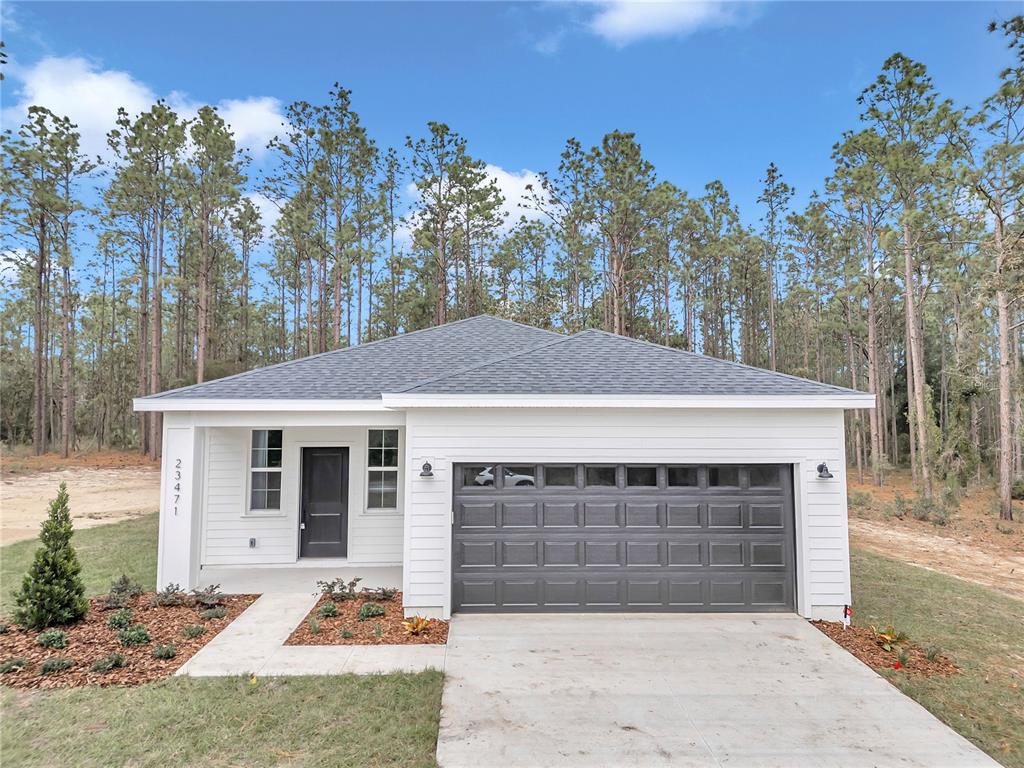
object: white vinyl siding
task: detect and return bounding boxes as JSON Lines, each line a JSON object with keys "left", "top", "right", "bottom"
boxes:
{"left": 402, "top": 407, "right": 851, "bottom": 620}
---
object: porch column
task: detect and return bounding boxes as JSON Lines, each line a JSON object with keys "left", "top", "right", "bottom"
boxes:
{"left": 157, "top": 418, "right": 204, "bottom": 590}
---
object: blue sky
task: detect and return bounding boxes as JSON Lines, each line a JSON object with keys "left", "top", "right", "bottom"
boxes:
{"left": 2, "top": 1, "right": 1018, "bottom": 225}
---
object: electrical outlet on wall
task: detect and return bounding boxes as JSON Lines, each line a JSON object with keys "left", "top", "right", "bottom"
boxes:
{"left": 249, "top": 537, "right": 257, "bottom": 549}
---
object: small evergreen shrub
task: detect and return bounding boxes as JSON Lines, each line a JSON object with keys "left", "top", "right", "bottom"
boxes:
{"left": 118, "top": 624, "right": 151, "bottom": 646}
{"left": 12, "top": 483, "right": 88, "bottom": 629}
{"left": 181, "top": 624, "right": 206, "bottom": 639}
{"left": 104, "top": 574, "right": 143, "bottom": 609}
{"left": 40, "top": 656, "right": 73, "bottom": 675}
{"left": 107, "top": 608, "right": 134, "bottom": 630}
{"left": 358, "top": 602, "right": 386, "bottom": 621}
{"left": 847, "top": 490, "right": 873, "bottom": 510}
{"left": 90, "top": 653, "right": 125, "bottom": 673}
{"left": 1011, "top": 479, "right": 1024, "bottom": 501}
{"left": 36, "top": 628, "right": 68, "bottom": 648}
{"left": 925, "top": 645, "right": 942, "bottom": 662}
{"left": 317, "top": 602, "right": 339, "bottom": 618}
{"left": 0, "top": 657, "right": 27, "bottom": 673}
{"left": 199, "top": 606, "right": 227, "bottom": 620}
{"left": 372, "top": 622, "right": 384, "bottom": 639}
{"left": 340, "top": 629, "right": 354, "bottom": 639}
{"left": 308, "top": 617, "right": 321, "bottom": 635}
{"left": 0, "top": 623, "right": 11, "bottom": 635}
{"left": 190, "top": 584, "right": 225, "bottom": 608}
{"left": 152, "top": 644, "right": 177, "bottom": 660}
{"left": 150, "top": 583, "right": 187, "bottom": 607}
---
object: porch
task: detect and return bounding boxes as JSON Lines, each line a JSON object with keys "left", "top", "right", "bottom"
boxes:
{"left": 196, "top": 564, "right": 404, "bottom": 595}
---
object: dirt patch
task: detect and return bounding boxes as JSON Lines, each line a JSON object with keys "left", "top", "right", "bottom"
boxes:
{"left": 286, "top": 594, "right": 448, "bottom": 646}
{"left": 811, "top": 620, "right": 959, "bottom": 677}
{"left": 0, "top": 592, "right": 257, "bottom": 689}
{"left": 1, "top": 449, "right": 158, "bottom": 479}
{"left": 0, "top": 466, "right": 160, "bottom": 546}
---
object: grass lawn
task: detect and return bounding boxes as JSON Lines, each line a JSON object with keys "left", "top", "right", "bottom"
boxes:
{"left": 851, "top": 546, "right": 1024, "bottom": 767}
{"left": 1, "top": 514, "right": 158, "bottom": 617}
{"left": 1, "top": 672, "right": 444, "bottom": 767}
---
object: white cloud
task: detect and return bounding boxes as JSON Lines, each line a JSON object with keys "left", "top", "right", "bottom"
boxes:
{"left": 3, "top": 56, "right": 283, "bottom": 159}
{"left": 485, "top": 164, "right": 546, "bottom": 228}
{"left": 587, "top": 0, "right": 743, "bottom": 47}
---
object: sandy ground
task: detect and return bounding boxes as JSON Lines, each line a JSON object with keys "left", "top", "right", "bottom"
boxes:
{"left": 0, "top": 467, "right": 160, "bottom": 546}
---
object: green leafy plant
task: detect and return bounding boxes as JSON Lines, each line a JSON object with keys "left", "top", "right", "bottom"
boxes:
{"left": 358, "top": 602, "right": 386, "bottom": 621}
{"left": 150, "top": 583, "right": 187, "bottom": 607}
{"left": 308, "top": 617, "right": 321, "bottom": 635}
{"left": 317, "top": 577, "right": 362, "bottom": 601}
{"left": 0, "top": 657, "right": 28, "bottom": 674}
{"left": 871, "top": 625, "right": 909, "bottom": 652}
{"left": 90, "top": 653, "right": 125, "bottom": 673}
{"left": 361, "top": 586, "right": 399, "bottom": 601}
{"left": 12, "top": 483, "right": 88, "bottom": 629}
{"left": 372, "top": 622, "right": 384, "bottom": 639}
{"left": 340, "top": 629, "right": 354, "bottom": 639}
{"left": 925, "top": 645, "right": 942, "bottom": 662}
{"left": 0, "top": 623, "right": 11, "bottom": 635}
{"left": 190, "top": 584, "right": 225, "bottom": 608}
{"left": 317, "top": 601, "right": 339, "bottom": 618}
{"left": 152, "top": 644, "right": 177, "bottom": 660}
{"left": 103, "top": 574, "right": 143, "bottom": 609}
{"left": 106, "top": 608, "right": 134, "bottom": 630}
{"left": 847, "top": 489, "right": 873, "bottom": 510}
{"left": 891, "top": 492, "right": 909, "bottom": 520}
{"left": 1011, "top": 479, "right": 1023, "bottom": 501}
{"left": 36, "top": 628, "right": 68, "bottom": 648}
{"left": 118, "top": 624, "right": 151, "bottom": 646}
{"left": 402, "top": 615, "right": 431, "bottom": 636}
{"left": 896, "top": 649, "right": 910, "bottom": 667}
{"left": 40, "top": 656, "right": 73, "bottom": 675}
{"left": 931, "top": 506, "right": 951, "bottom": 527}
{"left": 181, "top": 624, "right": 206, "bottom": 639}
{"left": 199, "top": 606, "right": 227, "bottom": 620}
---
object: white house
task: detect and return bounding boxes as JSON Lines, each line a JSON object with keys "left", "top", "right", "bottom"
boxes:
{"left": 134, "top": 315, "right": 873, "bottom": 620}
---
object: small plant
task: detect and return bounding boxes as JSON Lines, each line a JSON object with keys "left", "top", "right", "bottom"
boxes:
{"left": 118, "top": 623, "right": 151, "bottom": 646}
{"left": 317, "top": 602, "right": 339, "bottom": 618}
{"left": 871, "top": 625, "right": 909, "bottom": 652}
{"left": 36, "top": 628, "right": 68, "bottom": 648}
{"left": 896, "top": 649, "right": 910, "bottom": 668}
{"left": 107, "top": 608, "right": 134, "bottom": 630}
{"left": 317, "top": 577, "right": 363, "bottom": 601}
{"left": 1011, "top": 479, "right": 1024, "bottom": 501}
{"left": 931, "top": 506, "right": 951, "bottom": 527}
{"left": 90, "top": 653, "right": 125, "bottom": 673}
{"left": 181, "top": 624, "right": 207, "bottom": 639}
{"left": 996, "top": 522, "right": 1016, "bottom": 535}
{"left": 150, "top": 583, "right": 187, "bottom": 607}
{"left": 190, "top": 584, "right": 225, "bottom": 608}
{"left": 199, "top": 606, "right": 227, "bottom": 620}
{"left": 0, "top": 657, "right": 27, "bottom": 674}
{"left": 925, "top": 645, "right": 942, "bottom": 662}
{"left": 0, "top": 622, "right": 11, "bottom": 635}
{"left": 372, "top": 622, "right": 384, "bottom": 639}
{"left": 910, "top": 497, "right": 935, "bottom": 522}
{"left": 358, "top": 602, "right": 386, "bottom": 621}
{"left": 40, "top": 656, "right": 73, "bottom": 675}
{"left": 847, "top": 490, "right": 873, "bottom": 510}
{"left": 340, "top": 629, "right": 354, "bottom": 639}
{"left": 891, "top": 492, "right": 909, "bottom": 520}
{"left": 12, "top": 483, "right": 88, "bottom": 629}
{"left": 152, "top": 644, "right": 177, "bottom": 660}
{"left": 361, "top": 586, "right": 399, "bottom": 601}
{"left": 402, "top": 615, "right": 431, "bottom": 636}
{"left": 308, "top": 617, "right": 321, "bottom": 635}
{"left": 104, "top": 574, "right": 143, "bottom": 609}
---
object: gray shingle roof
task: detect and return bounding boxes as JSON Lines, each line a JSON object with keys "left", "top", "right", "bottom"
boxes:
{"left": 142, "top": 316, "right": 863, "bottom": 402}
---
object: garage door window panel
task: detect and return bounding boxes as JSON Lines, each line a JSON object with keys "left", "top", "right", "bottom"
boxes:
{"left": 667, "top": 466, "right": 699, "bottom": 488}
{"left": 708, "top": 466, "right": 740, "bottom": 487}
{"left": 543, "top": 465, "right": 579, "bottom": 488}
{"left": 503, "top": 465, "right": 537, "bottom": 488}
{"left": 626, "top": 466, "right": 658, "bottom": 487}
{"left": 585, "top": 465, "right": 618, "bottom": 487}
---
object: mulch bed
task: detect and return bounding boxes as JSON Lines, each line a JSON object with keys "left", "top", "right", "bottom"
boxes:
{"left": 811, "top": 620, "right": 959, "bottom": 676}
{"left": 286, "top": 593, "right": 448, "bottom": 646}
{"left": 0, "top": 593, "right": 257, "bottom": 689}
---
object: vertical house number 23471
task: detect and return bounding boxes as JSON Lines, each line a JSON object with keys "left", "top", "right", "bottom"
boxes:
{"left": 172, "top": 458, "right": 182, "bottom": 516}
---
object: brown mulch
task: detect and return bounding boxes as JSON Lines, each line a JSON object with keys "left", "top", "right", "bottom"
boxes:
{"left": 811, "top": 620, "right": 959, "bottom": 677}
{"left": 0, "top": 593, "right": 257, "bottom": 688}
{"left": 286, "top": 593, "right": 448, "bottom": 646}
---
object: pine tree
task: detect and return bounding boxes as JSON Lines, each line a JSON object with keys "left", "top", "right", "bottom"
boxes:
{"left": 13, "top": 482, "right": 88, "bottom": 629}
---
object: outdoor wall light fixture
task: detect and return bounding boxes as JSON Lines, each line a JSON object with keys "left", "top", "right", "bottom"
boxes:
{"left": 420, "top": 461, "right": 434, "bottom": 478}
{"left": 816, "top": 462, "right": 834, "bottom": 479}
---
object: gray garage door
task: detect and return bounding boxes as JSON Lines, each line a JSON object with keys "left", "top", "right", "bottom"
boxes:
{"left": 452, "top": 463, "right": 795, "bottom": 612}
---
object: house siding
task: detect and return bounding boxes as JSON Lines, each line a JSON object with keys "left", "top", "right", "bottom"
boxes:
{"left": 402, "top": 407, "right": 851, "bottom": 620}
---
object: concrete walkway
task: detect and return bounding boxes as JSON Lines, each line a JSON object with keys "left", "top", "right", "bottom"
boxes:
{"left": 176, "top": 593, "right": 446, "bottom": 677}
{"left": 438, "top": 614, "right": 998, "bottom": 768}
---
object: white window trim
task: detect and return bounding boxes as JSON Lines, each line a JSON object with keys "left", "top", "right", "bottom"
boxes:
{"left": 245, "top": 428, "right": 285, "bottom": 518}
{"left": 366, "top": 427, "right": 401, "bottom": 514}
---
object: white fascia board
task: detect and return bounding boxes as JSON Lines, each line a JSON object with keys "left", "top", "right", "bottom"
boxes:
{"left": 133, "top": 398, "right": 394, "bottom": 413}
{"left": 379, "top": 393, "right": 876, "bottom": 410}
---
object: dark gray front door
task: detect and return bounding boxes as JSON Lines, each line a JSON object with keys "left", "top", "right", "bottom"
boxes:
{"left": 301, "top": 447, "right": 349, "bottom": 558}
{"left": 452, "top": 463, "right": 795, "bottom": 613}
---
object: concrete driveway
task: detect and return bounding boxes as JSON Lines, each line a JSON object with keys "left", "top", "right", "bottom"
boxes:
{"left": 437, "top": 614, "right": 997, "bottom": 768}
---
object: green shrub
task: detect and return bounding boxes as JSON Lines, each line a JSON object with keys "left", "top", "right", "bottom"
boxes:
{"left": 372, "top": 622, "right": 383, "bottom": 639}
{"left": 181, "top": 624, "right": 206, "bottom": 639}
{"left": 118, "top": 624, "right": 151, "bottom": 646}
{"left": 106, "top": 608, "right": 134, "bottom": 630}
{"left": 199, "top": 606, "right": 227, "bottom": 620}
{"left": 340, "top": 629, "right": 354, "bottom": 639}
{"left": 190, "top": 584, "right": 225, "bottom": 608}
{"left": 931, "top": 506, "right": 951, "bottom": 527}
{"left": 891, "top": 492, "right": 909, "bottom": 520}
{"left": 150, "top": 583, "right": 187, "bottom": 607}
{"left": 847, "top": 490, "right": 873, "bottom": 510}
{"left": 0, "top": 623, "right": 11, "bottom": 635}
{"left": 36, "top": 628, "right": 68, "bottom": 648}
{"left": 152, "top": 644, "right": 177, "bottom": 660}
{"left": 896, "top": 649, "right": 910, "bottom": 667}
{"left": 40, "top": 656, "right": 73, "bottom": 675}
{"left": 1011, "top": 479, "right": 1024, "bottom": 501}
{"left": 90, "top": 653, "right": 125, "bottom": 673}
{"left": 0, "top": 657, "right": 27, "bottom": 673}
{"left": 317, "top": 577, "right": 362, "bottom": 601}
{"left": 317, "top": 602, "right": 339, "bottom": 618}
{"left": 104, "top": 574, "right": 143, "bottom": 609}
{"left": 925, "top": 645, "right": 942, "bottom": 662}
{"left": 12, "top": 483, "right": 88, "bottom": 629}
{"left": 358, "top": 602, "right": 385, "bottom": 621}
{"left": 308, "top": 617, "right": 321, "bottom": 635}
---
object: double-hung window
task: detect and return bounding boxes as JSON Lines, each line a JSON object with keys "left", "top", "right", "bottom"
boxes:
{"left": 367, "top": 429, "right": 399, "bottom": 510}
{"left": 250, "top": 429, "right": 282, "bottom": 512}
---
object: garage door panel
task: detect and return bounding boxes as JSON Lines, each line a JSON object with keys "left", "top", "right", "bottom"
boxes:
{"left": 453, "top": 463, "right": 795, "bottom": 613}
